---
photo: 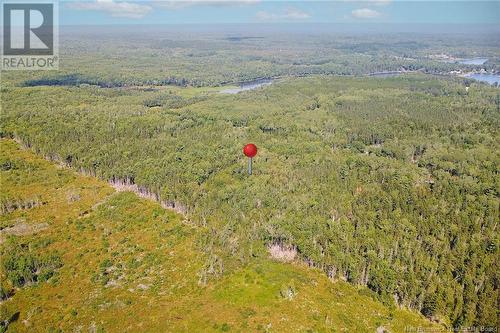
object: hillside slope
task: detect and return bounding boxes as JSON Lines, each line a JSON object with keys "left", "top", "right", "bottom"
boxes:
{"left": 0, "top": 139, "right": 438, "bottom": 332}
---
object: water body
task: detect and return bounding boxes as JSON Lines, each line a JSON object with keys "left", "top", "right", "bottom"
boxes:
{"left": 465, "top": 73, "right": 500, "bottom": 86}
{"left": 220, "top": 78, "right": 273, "bottom": 94}
{"left": 367, "top": 71, "right": 405, "bottom": 78}
{"left": 458, "top": 58, "right": 488, "bottom": 65}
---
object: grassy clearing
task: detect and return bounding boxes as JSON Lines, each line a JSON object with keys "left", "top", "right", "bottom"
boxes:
{"left": 0, "top": 139, "right": 438, "bottom": 332}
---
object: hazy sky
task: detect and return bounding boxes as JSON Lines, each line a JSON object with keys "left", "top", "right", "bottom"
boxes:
{"left": 60, "top": 1, "right": 500, "bottom": 25}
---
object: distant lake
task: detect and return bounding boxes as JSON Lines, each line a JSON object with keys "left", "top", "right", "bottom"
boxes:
{"left": 220, "top": 79, "right": 273, "bottom": 94}
{"left": 458, "top": 58, "right": 488, "bottom": 65}
{"left": 465, "top": 73, "right": 500, "bottom": 86}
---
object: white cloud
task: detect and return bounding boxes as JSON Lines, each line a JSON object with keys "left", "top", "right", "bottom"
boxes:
{"left": 343, "top": 0, "right": 391, "bottom": 6}
{"left": 256, "top": 7, "right": 310, "bottom": 21}
{"left": 157, "top": 0, "right": 260, "bottom": 10}
{"left": 371, "top": 0, "right": 391, "bottom": 6}
{"left": 284, "top": 7, "right": 311, "bottom": 19}
{"left": 351, "top": 8, "right": 381, "bottom": 19}
{"left": 66, "top": 0, "right": 152, "bottom": 19}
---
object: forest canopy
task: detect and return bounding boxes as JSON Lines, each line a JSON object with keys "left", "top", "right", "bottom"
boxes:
{"left": 1, "top": 30, "right": 499, "bottom": 329}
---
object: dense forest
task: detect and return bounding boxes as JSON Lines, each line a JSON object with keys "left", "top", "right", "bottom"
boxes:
{"left": 0, "top": 138, "right": 439, "bottom": 331}
{"left": 1, "top": 30, "right": 499, "bottom": 330}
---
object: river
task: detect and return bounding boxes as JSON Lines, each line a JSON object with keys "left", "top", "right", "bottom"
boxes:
{"left": 443, "top": 58, "right": 489, "bottom": 65}
{"left": 220, "top": 78, "right": 273, "bottom": 94}
{"left": 465, "top": 73, "right": 500, "bottom": 86}
{"left": 219, "top": 71, "right": 499, "bottom": 94}
{"left": 458, "top": 58, "right": 488, "bottom": 65}
{"left": 367, "top": 71, "right": 405, "bottom": 78}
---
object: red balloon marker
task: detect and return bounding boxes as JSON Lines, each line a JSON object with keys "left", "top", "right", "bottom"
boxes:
{"left": 243, "top": 143, "right": 257, "bottom": 175}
